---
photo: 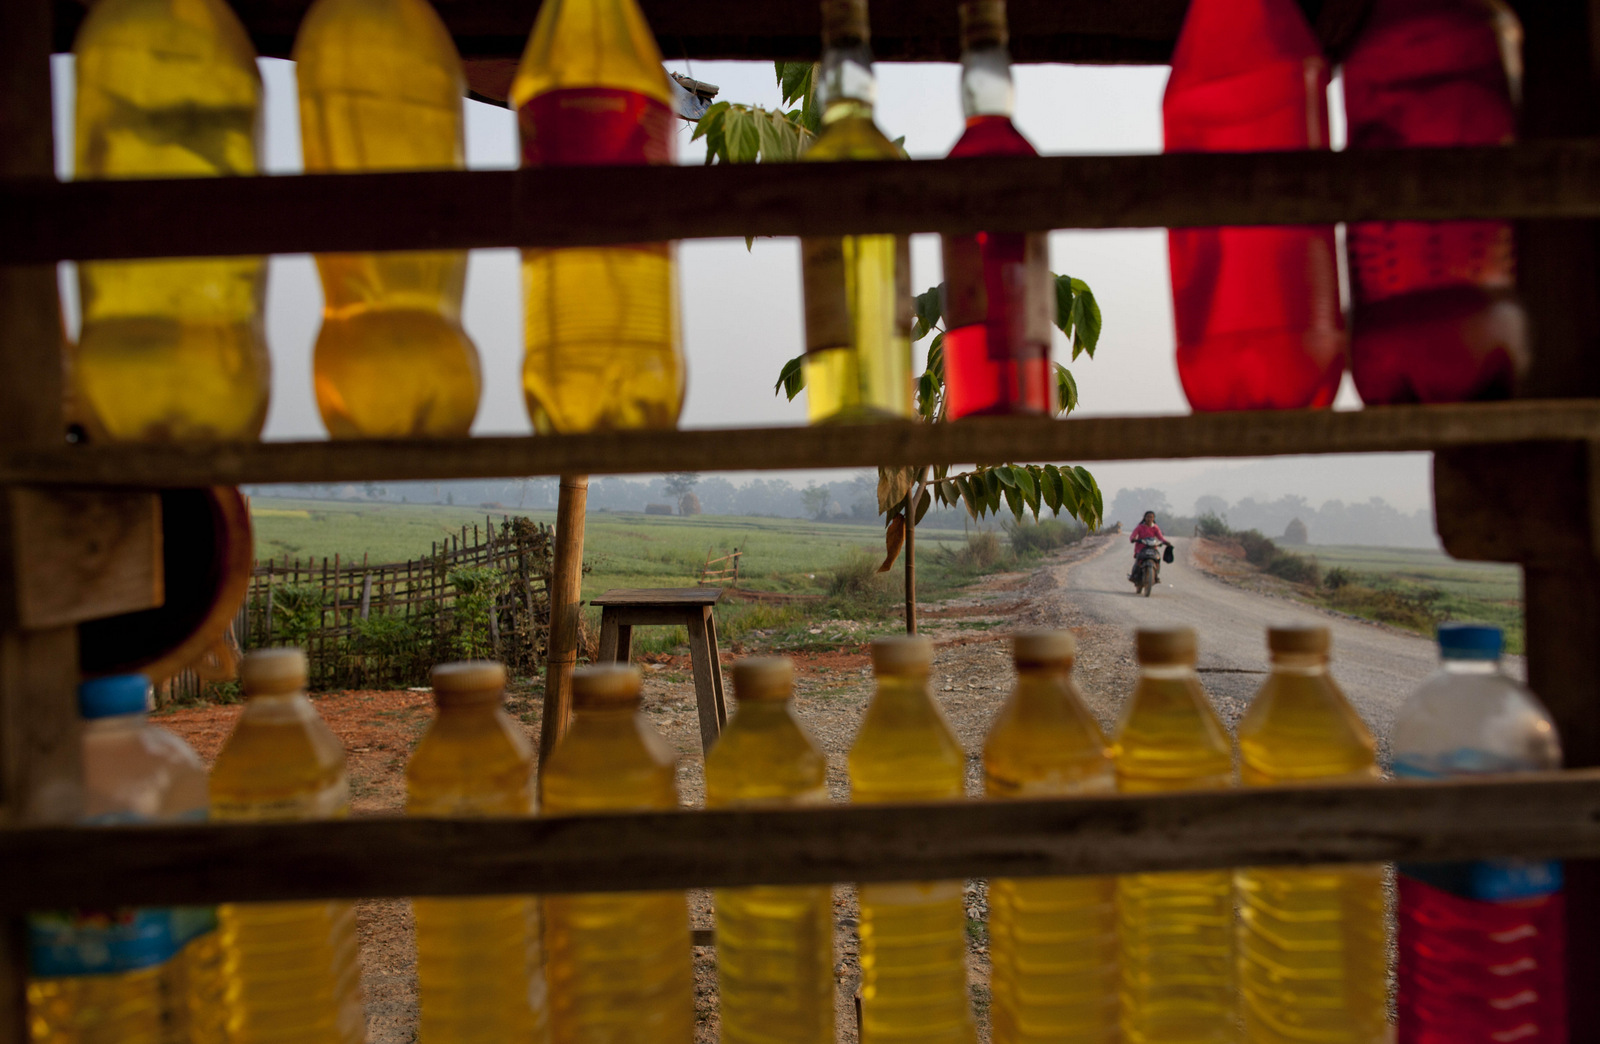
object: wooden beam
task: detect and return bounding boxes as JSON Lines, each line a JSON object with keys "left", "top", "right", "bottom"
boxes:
{"left": 0, "top": 770, "right": 1597, "bottom": 909}
{"left": 538, "top": 474, "right": 586, "bottom": 782}
{"left": 5, "top": 488, "right": 162, "bottom": 630}
{"left": 8, "top": 142, "right": 1600, "bottom": 262}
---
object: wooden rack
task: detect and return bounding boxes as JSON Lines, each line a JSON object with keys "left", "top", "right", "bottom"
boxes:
{"left": 5, "top": 0, "right": 1600, "bottom": 1038}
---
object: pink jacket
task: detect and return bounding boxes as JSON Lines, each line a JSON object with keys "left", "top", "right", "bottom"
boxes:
{"left": 1130, "top": 522, "right": 1166, "bottom": 549}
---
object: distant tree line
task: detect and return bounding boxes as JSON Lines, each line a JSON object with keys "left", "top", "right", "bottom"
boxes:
{"left": 1108, "top": 487, "right": 1436, "bottom": 549}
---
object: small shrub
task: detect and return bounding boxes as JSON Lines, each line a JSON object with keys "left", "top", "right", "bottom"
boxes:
{"left": 828, "top": 547, "right": 882, "bottom": 598}
{"left": 1282, "top": 518, "right": 1309, "bottom": 545}
{"left": 944, "top": 531, "right": 1004, "bottom": 573}
{"left": 1008, "top": 518, "right": 1088, "bottom": 556}
{"left": 271, "top": 584, "right": 326, "bottom": 648}
{"left": 1324, "top": 566, "right": 1355, "bottom": 591}
{"left": 1236, "top": 529, "right": 1278, "bottom": 567}
{"left": 1265, "top": 552, "right": 1319, "bottom": 586}
{"left": 1196, "top": 513, "right": 1231, "bottom": 539}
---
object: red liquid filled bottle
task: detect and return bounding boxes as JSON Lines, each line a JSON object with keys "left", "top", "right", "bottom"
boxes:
{"left": 1343, "top": 0, "right": 1527, "bottom": 404}
{"left": 940, "top": 0, "right": 1053, "bottom": 420}
{"left": 1163, "top": 0, "right": 1344, "bottom": 411}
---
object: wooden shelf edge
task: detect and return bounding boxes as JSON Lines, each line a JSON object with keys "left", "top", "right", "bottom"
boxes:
{"left": 0, "top": 770, "right": 1594, "bottom": 910}
{"left": 6, "top": 401, "right": 1599, "bottom": 487}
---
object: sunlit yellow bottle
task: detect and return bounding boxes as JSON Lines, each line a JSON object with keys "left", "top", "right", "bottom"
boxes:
{"left": 983, "top": 631, "right": 1117, "bottom": 1044}
{"left": 209, "top": 649, "right": 367, "bottom": 1044}
{"left": 849, "top": 636, "right": 974, "bottom": 1044}
{"left": 801, "top": 0, "right": 913, "bottom": 423}
{"left": 1113, "top": 627, "right": 1236, "bottom": 1044}
{"left": 540, "top": 665, "right": 694, "bottom": 1042}
{"left": 705, "top": 657, "right": 834, "bottom": 1044}
{"left": 71, "top": 0, "right": 268, "bottom": 442}
{"left": 511, "top": 0, "right": 685, "bottom": 433}
{"left": 1236, "top": 626, "right": 1384, "bottom": 1044}
{"left": 406, "top": 662, "right": 545, "bottom": 1044}
{"left": 294, "top": 0, "right": 482, "bottom": 438}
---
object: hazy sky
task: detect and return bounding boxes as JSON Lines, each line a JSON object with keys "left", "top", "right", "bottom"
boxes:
{"left": 50, "top": 54, "right": 1435, "bottom": 517}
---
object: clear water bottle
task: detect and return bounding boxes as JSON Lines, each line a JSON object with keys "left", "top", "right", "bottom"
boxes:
{"left": 1393, "top": 623, "right": 1566, "bottom": 1044}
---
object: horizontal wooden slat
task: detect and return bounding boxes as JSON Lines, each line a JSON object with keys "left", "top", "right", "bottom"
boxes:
{"left": 0, "top": 770, "right": 1595, "bottom": 910}
{"left": 7, "top": 143, "right": 1600, "bottom": 263}
{"left": 5, "top": 401, "right": 1600, "bottom": 488}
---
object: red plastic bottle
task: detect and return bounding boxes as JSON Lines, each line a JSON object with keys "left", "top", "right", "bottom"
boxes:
{"left": 1162, "top": 0, "right": 1344, "bottom": 411}
{"left": 1343, "top": 0, "right": 1527, "bottom": 404}
{"left": 940, "top": 0, "right": 1053, "bottom": 420}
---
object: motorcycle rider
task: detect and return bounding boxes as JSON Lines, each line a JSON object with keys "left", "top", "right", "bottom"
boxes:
{"left": 1129, "top": 510, "right": 1173, "bottom": 583}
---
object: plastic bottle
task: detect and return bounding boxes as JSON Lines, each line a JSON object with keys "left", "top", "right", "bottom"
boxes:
{"left": 209, "top": 649, "right": 367, "bottom": 1044}
{"left": 705, "top": 657, "right": 833, "bottom": 1044}
{"left": 511, "top": 0, "right": 685, "bottom": 434}
{"left": 1162, "top": 0, "right": 1344, "bottom": 411}
{"left": 294, "top": 0, "right": 482, "bottom": 438}
{"left": 406, "top": 661, "right": 545, "bottom": 1044}
{"left": 540, "top": 664, "right": 695, "bottom": 1043}
{"left": 1342, "top": 0, "right": 1527, "bottom": 404}
{"left": 28, "top": 675, "right": 226, "bottom": 1044}
{"left": 1236, "top": 626, "right": 1384, "bottom": 1044}
{"left": 982, "top": 631, "right": 1116, "bottom": 1044}
{"left": 940, "top": 1, "right": 1053, "bottom": 421}
{"left": 1392, "top": 624, "right": 1565, "bottom": 1044}
{"left": 1112, "top": 627, "right": 1236, "bottom": 1044}
{"left": 70, "top": 0, "right": 269, "bottom": 442}
{"left": 848, "top": 636, "right": 974, "bottom": 1044}
{"left": 801, "top": 0, "right": 914, "bottom": 423}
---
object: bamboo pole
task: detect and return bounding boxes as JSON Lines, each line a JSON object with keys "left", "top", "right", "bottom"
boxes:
{"left": 540, "top": 474, "right": 588, "bottom": 779}
{"left": 903, "top": 494, "right": 917, "bottom": 635}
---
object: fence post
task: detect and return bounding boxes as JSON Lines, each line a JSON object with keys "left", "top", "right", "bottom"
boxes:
{"left": 359, "top": 573, "right": 372, "bottom": 621}
{"left": 541, "top": 474, "right": 588, "bottom": 782}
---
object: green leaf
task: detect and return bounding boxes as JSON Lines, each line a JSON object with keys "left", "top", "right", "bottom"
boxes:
{"left": 773, "top": 354, "right": 806, "bottom": 400}
{"left": 1041, "top": 465, "right": 1063, "bottom": 514}
{"left": 1002, "top": 483, "right": 1023, "bottom": 519}
{"left": 957, "top": 476, "right": 980, "bottom": 517}
{"left": 724, "top": 108, "right": 760, "bottom": 164}
{"left": 911, "top": 284, "right": 943, "bottom": 341}
{"left": 916, "top": 372, "right": 939, "bottom": 419}
{"left": 934, "top": 463, "right": 949, "bottom": 482}
{"left": 890, "top": 135, "right": 909, "bottom": 157}
{"left": 993, "top": 465, "right": 1017, "bottom": 489}
{"left": 985, "top": 473, "right": 1004, "bottom": 514}
{"left": 1053, "top": 273, "right": 1076, "bottom": 338}
{"left": 1070, "top": 277, "right": 1102, "bottom": 360}
{"left": 926, "top": 332, "right": 945, "bottom": 382}
{"left": 914, "top": 488, "right": 932, "bottom": 524}
{"left": 1054, "top": 363, "right": 1079, "bottom": 416}
{"left": 1015, "top": 467, "right": 1040, "bottom": 519}
{"left": 777, "top": 61, "right": 814, "bottom": 107}
{"left": 691, "top": 101, "right": 727, "bottom": 144}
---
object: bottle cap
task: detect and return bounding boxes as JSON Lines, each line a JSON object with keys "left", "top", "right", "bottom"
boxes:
{"left": 821, "top": 0, "right": 869, "bottom": 47}
{"left": 959, "top": 0, "right": 1008, "bottom": 50}
{"left": 731, "top": 657, "right": 794, "bottom": 702}
{"left": 571, "top": 664, "right": 642, "bottom": 709}
{"left": 1013, "top": 630, "right": 1075, "bottom": 665}
{"left": 78, "top": 674, "right": 149, "bottom": 719}
{"left": 1437, "top": 623, "right": 1503, "bottom": 660}
{"left": 242, "top": 648, "right": 309, "bottom": 695}
{"left": 1267, "top": 625, "right": 1330, "bottom": 656}
{"left": 1136, "top": 626, "right": 1197, "bottom": 665}
{"left": 871, "top": 635, "right": 934, "bottom": 673}
{"left": 431, "top": 661, "right": 507, "bottom": 705}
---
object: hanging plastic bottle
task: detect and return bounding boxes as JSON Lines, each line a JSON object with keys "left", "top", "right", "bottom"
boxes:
{"left": 28, "top": 675, "right": 226, "bottom": 1044}
{"left": 70, "top": 0, "right": 269, "bottom": 441}
{"left": 1393, "top": 624, "right": 1565, "bottom": 1044}
{"left": 1343, "top": 0, "right": 1527, "bottom": 404}
{"left": 1112, "top": 627, "right": 1236, "bottom": 1044}
{"left": 1162, "top": 0, "right": 1344, "bottom": 411}
{"left": 294, "top": 0, "right": 483, "bottom": 438}
{"left": 209, "top": 649, "right": 367, "bottom": 1044}
{"left": 982, "top": 631, "right": 1116, "bottom": 1044}
{"left": 1236, "top": 626, "right": 1385, "bottom": 1044}
{"left": 407, "top": 662, "right": 546, "bottom": 1044}
{"left": 705, "top": 657, "right": 833, "bottom": 1044}
{"left": 801, "top": 0, "right": 914, "bottom": 423}
{"left": 940, "top": 0, "right": 1053, "bottom": 420}
{"left": 511, "top": 0, "right": 685, "bottom": 433}
{"left": 540, "top": 664, "right": 695, "bottom": 1043}
{"left": 849, "top": 636, "right": 974, "bottom": 1044}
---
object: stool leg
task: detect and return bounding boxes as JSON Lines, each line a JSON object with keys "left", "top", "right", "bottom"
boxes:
{"left": 598, "top": 611, "right": 620, "bottom": 662}
{"left": 616, "top": 624, "right": 633, "bottom": 662}
{"left": 704, "top": 607, "right": 727, "bottom": 730}
{"left": 685, "top": 610, "right": 722, "bottom": 756}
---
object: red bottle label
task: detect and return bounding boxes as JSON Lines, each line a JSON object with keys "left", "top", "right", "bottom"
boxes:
{"left": 519, "top": 88, "right": 676, "bottom": 167}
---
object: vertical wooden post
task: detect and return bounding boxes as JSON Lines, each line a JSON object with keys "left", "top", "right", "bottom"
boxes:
{"left": 903, "top": 496, "right": 917, "bottom": 635}
{"left": 540, "top": 474, "right": 588, "bottom": 777}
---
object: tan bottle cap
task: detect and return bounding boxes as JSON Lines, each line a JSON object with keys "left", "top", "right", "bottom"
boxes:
{"left": 431, "top": 661, "right": 506, "bottom": 706}
{"left": 241, "top": 647, "right": 308, "bottom": 695}
{"left": 821, "top": 0, "right": 869, "bottom": 47}
{"left": 959, "top": 0, "right": 1008, "bottom": 50}
{"left": 1013, "top": 630, "right": 1075, "bottom": 665}
{"left": 871, "top": 635, "right": 934, "bottom": 672}
{"left": 731, "top": 657, "right": 794, "bottom": 702}
{"left": 1268, "top": 625, "right": 1330, "bottom": 655}
{"left": 572, "top": 664, "right": 642, "bottom": 708}
{"left": 1135, "top": 627, "right": 1197, "bottom": 665}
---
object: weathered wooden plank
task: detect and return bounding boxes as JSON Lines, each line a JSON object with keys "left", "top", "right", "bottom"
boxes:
{"left": 590, "top": 588, "right": 724, "bottom": 607}
{"left": 9, "top": 142, "right": 1600, "bottom": 263}
{"left": 6, "top": 488, "right": 162, "bottom": 630}
{"left": 0, "top": 770, "right": 1597, "bottom": 909}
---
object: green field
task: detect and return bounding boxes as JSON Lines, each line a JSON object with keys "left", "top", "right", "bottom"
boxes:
{"left": 1304, "top": 543, "right": 1524, "bottom": 650}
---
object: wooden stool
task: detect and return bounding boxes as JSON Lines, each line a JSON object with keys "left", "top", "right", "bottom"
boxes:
{"left": 592, "top": 587, "right": 728, "bottom": 755}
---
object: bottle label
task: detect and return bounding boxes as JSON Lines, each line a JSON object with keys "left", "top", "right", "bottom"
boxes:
{"left": 942, "top": 231, "right": 1052, "bottom": 359}
{"left": 519, "top": 88, "right": 675, "bottom": 168}
{"left": 802, "top": 235, "right": 912, "bottom": 355}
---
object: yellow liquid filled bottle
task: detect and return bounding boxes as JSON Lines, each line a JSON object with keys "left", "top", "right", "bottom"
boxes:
{"left": 849, "top": 636, "right": 974, "bottom": 1044}
{"left": 71, "top": 0, "right": 268, "bottom": 442}
{"left": 1113, "top": 627, "right": 1236, "bottom": 1044}
{"left": 982, "top": 631, "right": 1117, "bottom": 1044}
{"left": 801, "top": 0, "right": 913, "bottom": 423}
{"left": 1236, "top": 626, "right": 1384, "bottom": 1044}
{"left": 540, "top": 665, "right": 694, "bottom": 1043}
{"left": 209, "top": 649, "right": 367, "bottom": 1044}
{"left": 511, "top": 0, "right": 684, "bottom": 433}
{"left": 705, "top": 658, "right": 834, "bottom": 1044}
{"left": 406, "top": 662, "right": 545, "bottom": 1044}
{"left": 294, "top": 0, "right": 482, "bottom": 438}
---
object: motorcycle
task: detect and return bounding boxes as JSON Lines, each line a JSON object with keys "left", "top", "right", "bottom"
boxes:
{"left": 1131, "top": 536, "right": 1168, "bottom": 597}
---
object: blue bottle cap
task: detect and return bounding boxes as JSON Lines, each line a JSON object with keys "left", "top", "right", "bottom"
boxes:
{"left": 1436, "top": 623, "right": 1503, "bottom": 660}
{"left": 78, "top": 675, "right": 150, "bottom": 719}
